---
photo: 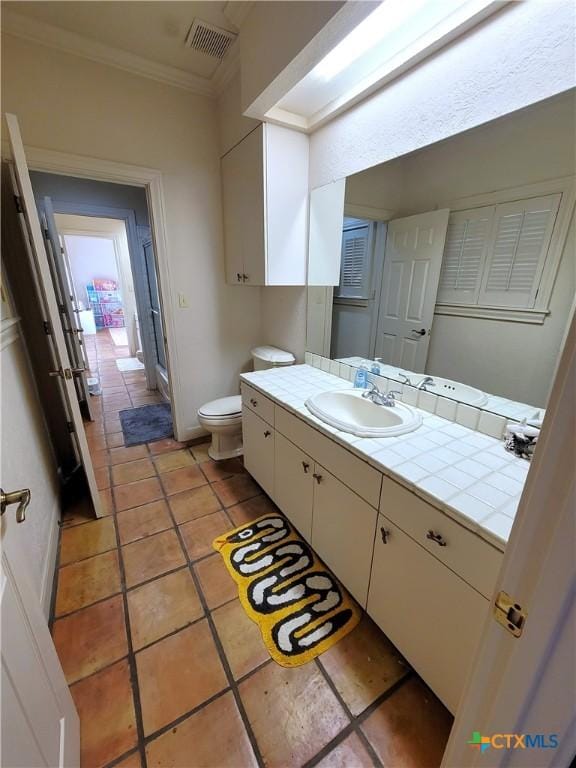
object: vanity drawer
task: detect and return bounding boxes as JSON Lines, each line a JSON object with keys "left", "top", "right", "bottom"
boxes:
{"left": 275, "top": 405, "right": 382, "bottom": 508}
{"left": 380, "top": 475, "right": 502, "bottom": 599}
{"left": 241, "top": 383, "right": 275, "bottom": 426}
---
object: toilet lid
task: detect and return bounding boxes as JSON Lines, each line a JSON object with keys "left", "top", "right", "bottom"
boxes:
{"left": 198, "top": 395, "right": 242, "bottom": 419}
{"left": 251, "top": 346, "right": 295, "bottom": 365}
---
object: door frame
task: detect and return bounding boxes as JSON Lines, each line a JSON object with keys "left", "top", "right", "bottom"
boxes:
{"left": 48, "top": 201, "right": 159, "bottom": 391}
{"left": 13, "top": 145, "right": 183, "bottom": 439}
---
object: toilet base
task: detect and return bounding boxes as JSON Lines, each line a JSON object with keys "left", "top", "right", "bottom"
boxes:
{"left": 208, "top": 431, "right": 243, "bottom": 461}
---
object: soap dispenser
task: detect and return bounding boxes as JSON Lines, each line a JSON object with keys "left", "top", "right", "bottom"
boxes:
{"left": 354, "top": 364, "right": 368, "bottom": 389}
{"left": 371, "top": 357, "right": 382, "bottom": 375}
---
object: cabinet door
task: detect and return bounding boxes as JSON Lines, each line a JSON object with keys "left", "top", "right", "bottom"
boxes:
{"left": 368, "top": 514, "right": 488, "bottom": 713}
{"left": 243, "top": 407, "right": 274, "bottom": 498}
{"left": 221, "top": 140, "right": 245, "bottom": 285}
{"left": 238, "top": 126, "right": 266, "bottom": 286}
{"left": 274, "top": 433, "right": 314, "bottom": 541}
{"left": 311, "top": 466, "right": 377, "bottom": 607}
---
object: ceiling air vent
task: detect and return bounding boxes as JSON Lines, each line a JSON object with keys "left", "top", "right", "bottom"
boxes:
{"left": 185, "top": 19, "right": 237, "bottom": 60}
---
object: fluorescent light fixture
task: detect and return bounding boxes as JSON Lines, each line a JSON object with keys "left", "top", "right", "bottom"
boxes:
{"left": 270, "top": 0, "right": 503, "bottom": 130}
{"left": 314, "top": 0, "right": 429, "bottom": 81}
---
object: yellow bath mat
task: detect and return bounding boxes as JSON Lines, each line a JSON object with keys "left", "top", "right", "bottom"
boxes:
{"left": 213, "top": 514, "right": 361, "bottom": 667}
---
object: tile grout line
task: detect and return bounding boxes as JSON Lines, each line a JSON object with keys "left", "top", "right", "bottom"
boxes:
{"left": 312, "top": 656, "right": 384, "bottom": 768}
{"left": 109, "top": 490, "right": 150, "bottom": 768}
{"left": 159, "top": 472, "right": 267, "bottom": 768}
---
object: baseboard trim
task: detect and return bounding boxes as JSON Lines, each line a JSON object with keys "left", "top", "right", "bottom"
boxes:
{"left": 177, "top": 424, "right": 209, "bottom": 443}
{"left": 40, "top": 500, "right": 60, "bottom": 620}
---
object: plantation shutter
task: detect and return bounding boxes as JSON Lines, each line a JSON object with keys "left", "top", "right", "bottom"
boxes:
{"left": 336, "top": 223, "right": 371, "bottom": 299}
{"left": 479, "top": 194, "right": 561, "bottom": 308}
{"left": 437, "top": 206, "right": 494, "bottom": 304}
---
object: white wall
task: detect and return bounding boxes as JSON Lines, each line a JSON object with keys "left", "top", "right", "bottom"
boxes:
{"left": 310, "top": 0, "right": 575, "bottom": 187}
{"left": 64, "top": 235, "right": 118, "bottom": 306}
{"left": 218, "top": 72, "right": 259, "bottom": 156}
{"left": 1, "top": 34, "right": 262, "bottom": 439}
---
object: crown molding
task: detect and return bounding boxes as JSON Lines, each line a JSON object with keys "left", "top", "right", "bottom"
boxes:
{"left": 2, "top": 10, "right": 216, "bottom": 98}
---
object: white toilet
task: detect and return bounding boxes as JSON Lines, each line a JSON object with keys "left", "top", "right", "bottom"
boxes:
{"left": 197, "top": 346, "right": 295, "bottom": 460}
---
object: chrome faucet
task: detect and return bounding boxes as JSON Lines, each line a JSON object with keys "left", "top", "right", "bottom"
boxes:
{"left": 362, "top": 383, "right": 401, "bottom": 407}
{"left": 417, "top": 376, "right": 436, "bottom": 391}
{"left": 398, "top": 373, "right": 412, "bottom": 386}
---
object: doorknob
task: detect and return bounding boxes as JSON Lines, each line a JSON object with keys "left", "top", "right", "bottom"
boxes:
{"left": 1, "top": 488, "right": 31, "bottom": 523}
{"left": 411, "top": 328, "right": 427, "bottom": 336}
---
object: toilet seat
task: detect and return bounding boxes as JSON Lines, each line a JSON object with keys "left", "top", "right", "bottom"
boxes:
{"left": 198, "top": 395, "right": 242, "bottom": 421}
{"left": 197, "top": 396, "right": 243, "bottom": 459}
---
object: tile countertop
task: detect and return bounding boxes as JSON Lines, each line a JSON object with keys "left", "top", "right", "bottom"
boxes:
{"left": 241, "top": 364, "right": 530, "bottom": 553}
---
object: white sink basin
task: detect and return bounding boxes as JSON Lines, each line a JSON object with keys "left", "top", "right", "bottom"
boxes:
{"left": 412, "top": 375, "right": 488, "bottom": 407}
{"left": 305, "top": 389, "right": 422, "bottom": 438}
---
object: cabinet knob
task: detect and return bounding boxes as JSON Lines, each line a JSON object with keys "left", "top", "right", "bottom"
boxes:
{"left": 242, "top": 273, "right": 249, "bottom": 282}
{"left": 302, "top": 461, "right": 310, "bottom": 473}
{"left": 250, "top": 398, "right": 258, "bottom": 407}
{"left": 237, "top": 273, "right": 242, "bottom": 282}
{"left": 380, "top": 527, "right": 390, "bottom": 544}
{"left": 312, "top": 473, "right": 323, "bottom": 484}
{"left": 426, "top": 530, "right": 447, "bottom": 547}
{"left": 264, "top": 430, "right": 271, "bottom": 438}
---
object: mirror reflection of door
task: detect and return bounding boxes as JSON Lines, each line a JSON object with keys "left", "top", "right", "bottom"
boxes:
{"left": 374, "top": 209, "right": 450, "bottom": 372}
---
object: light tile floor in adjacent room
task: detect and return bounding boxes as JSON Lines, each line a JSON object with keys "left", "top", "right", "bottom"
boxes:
{"left": 52, "top": 330, "right": 453, "bottom": 767}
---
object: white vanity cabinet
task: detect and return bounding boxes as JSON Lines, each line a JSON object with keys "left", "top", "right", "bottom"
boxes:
{"left": 274, "top": 432, "right": 314, "bottom": 541}
{"left": 368, "top": 515, "right": 488, "bottom": 713}
{"left": 221, "top": 123, "right": 309, "bottom": 286}
{"left": 242, "top": 407, "right": 275, "bottom": 499}
{"left": 241, "top": 387, "right": 502, "bottom": 714}
{"left": 311, "top": 466, "right": 378, "bottom": 606}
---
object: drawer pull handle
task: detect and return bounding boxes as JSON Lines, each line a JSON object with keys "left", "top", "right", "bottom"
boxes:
{"left": 312, "top": 473, "right": 323, "bottom": 484}
{"left": 302, "top": 461, "right": 310, "bottom": 473}
{"left": 380, "top": 527, "right": 390, "bottom": 544}
{"left": 250, "top": 398, "right": 258, "bottom": 407}
{"left": 426, "top": 530, "right": 447, "bottom": 547}
{"left": 263, "top": 430, "right": 271, "bottom": 438}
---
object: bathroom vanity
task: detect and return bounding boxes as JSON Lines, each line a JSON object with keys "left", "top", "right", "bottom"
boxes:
{"left": 238, "top": 364, "right": 528, "bottom": 714}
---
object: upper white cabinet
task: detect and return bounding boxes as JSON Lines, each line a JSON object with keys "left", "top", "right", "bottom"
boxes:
{"left": 308, "top": 179, "right": 346, "bottom": 286}
{"left": 221, "top": 123, "right": 309, "bottom": 286}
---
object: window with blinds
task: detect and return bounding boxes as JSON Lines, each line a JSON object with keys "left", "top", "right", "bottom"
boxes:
{"left": 437, "top": 193, "right": 561, "bottom": 309}
{"left": 335, "top": 222, "right": 372, "bottom": 299}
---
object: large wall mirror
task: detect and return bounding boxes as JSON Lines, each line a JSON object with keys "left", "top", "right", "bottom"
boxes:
{"left": 306, "top": 92, "right": 575, "bottom": 422}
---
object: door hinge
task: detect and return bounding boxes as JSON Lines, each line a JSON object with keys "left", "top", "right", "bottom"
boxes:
{"left": 43, "top": 228, "right": 50, "bottom": 240}
{"left": 42, "top": 320, "right": 52, "bottom": 335}
{"left": 14, "top": 195, "right": 23, "bottom": 213}
{"left": 494, "top": 591, "right": 527, "bottom": 637}
{"left": 66, "top": 421, "right": 75, "bottom": 433}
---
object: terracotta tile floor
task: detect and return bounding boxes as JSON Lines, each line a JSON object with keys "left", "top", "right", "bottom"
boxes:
{"left": 51, "top": 330, "right": 453, "bottom": 767}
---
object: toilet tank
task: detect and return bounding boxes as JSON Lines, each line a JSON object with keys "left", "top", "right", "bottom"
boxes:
{"left": 251, "top": 346, "right": 295, "bottom": 371}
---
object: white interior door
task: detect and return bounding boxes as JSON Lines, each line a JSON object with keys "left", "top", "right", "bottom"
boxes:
{"left": 42, "top": 197, "right": 94, "bottom": 421}
{"left": 375, "top": 209, "right": 450, "bottom": 372}
{"left": 5, "top": 112, "right": 102, "bottom": 516}
{"left": 1, "top": 537, "right": 80, "bottom": 768}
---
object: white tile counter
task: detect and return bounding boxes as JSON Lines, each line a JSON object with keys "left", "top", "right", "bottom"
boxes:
{"left": 241, "top": 364, "right": 530, "bottom": 551}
